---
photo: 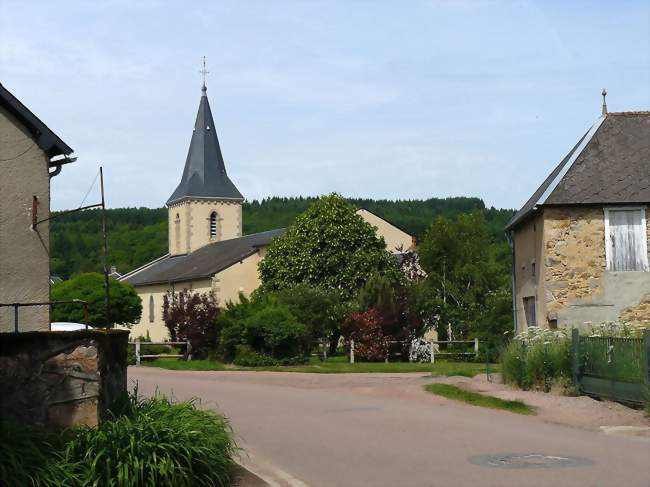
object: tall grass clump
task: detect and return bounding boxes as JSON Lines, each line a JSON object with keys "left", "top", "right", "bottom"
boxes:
{"left": 64, "top": 391, "right": 236, "bottom": 487}
{"left": 0, "top": 419, "right": 81, "bottom": 487}
{"left": 501, "top": 327, "right": 571, "bottom": 391}
{"left": 0, "top": 391, "right": 236, "bottom": 487}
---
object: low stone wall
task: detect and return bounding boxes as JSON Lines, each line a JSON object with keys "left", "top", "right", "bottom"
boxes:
{"left": 0, "top": 329, "right": 129, "bottom": 429}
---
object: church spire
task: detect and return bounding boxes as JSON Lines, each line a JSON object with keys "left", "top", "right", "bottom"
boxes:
{"left": 167, "top": 61, "right": 243, "bottom": 206}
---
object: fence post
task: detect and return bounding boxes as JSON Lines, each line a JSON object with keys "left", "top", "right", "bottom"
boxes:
{"left": 350, "top": 339, "right": 355, "bottom": 364}
{"left": 571, "top": 328, "right": 580, "bottom": 392}
{"left": 187, "top": 341, "right": 192, "bottom": 361}
{"left": 430, "top": 341, "right": 435, "bottom": 364}
{"left": 641, "top": 328, "right": 650, "bottom": 403}
{"left": 135, "top": 340, "right": 141, "bottom": 366}
{"left": 474, "top": 338, "right": 479, "bottom": 359}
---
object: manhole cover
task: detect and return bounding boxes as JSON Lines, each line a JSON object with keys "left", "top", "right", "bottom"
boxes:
{"left": 468, "top": 453, "right": 593, "bottom": 469}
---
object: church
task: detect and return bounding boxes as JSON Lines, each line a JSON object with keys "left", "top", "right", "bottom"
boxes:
{"left": 121, "top": 80, "right": 414, "bottom": 341}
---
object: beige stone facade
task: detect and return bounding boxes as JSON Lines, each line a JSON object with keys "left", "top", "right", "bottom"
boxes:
{"left": 513, "top": 206, "right": 650, "bottom": 331}
{"left": 0, "top": 106, "right": 51, "bottom": 331}
{"left": 357, "top": 209, "right": 414, "bottom": 253}
{"left": 168, "top": 198, "right": 242, "bottom": 255}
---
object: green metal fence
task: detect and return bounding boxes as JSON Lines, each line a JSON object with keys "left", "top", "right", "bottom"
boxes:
{"left": 571, "top": 328, "right": 650, "bottom": 406}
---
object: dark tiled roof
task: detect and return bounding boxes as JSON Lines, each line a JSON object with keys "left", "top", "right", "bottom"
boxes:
{"left": 0, "top": 82, "right": 73, "bottom": 160}
{"left": 507, "top": 112, "right": 650, "bottom": 230}
{"left": 167, "top": 86, "right": 243, "bottom": 205}
{"left": 122, "top": 228, "right": 285, "bottom": 286}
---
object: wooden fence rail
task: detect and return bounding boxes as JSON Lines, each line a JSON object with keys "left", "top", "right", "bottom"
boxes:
{"left": 349, "top": 338, "right": 479, "bottom": 364}
{"left": 129, "top": 340, "right": 192, "bottom": 366}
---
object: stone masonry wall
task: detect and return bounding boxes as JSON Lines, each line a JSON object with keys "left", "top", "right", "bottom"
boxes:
{"left": 0, "top": 330, "right": 129, "bottom": 429}
{"left": 543, "top": 206, "right": 650, "bottom": 327}
{"left": 543, "top": 207, "right": 606, "bottom": 317}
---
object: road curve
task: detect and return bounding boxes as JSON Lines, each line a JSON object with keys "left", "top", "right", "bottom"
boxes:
{"left": 129, "top": 367, "right": 650, "bottom": 487}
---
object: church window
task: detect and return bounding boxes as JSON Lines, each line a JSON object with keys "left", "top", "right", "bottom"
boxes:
{"left": 210, "top": 211, "right": 218, "bottom": 239}
{"left": 148, "top": 295, "right": 154, "bottom": 323}
{"left": 175, "top": 213, "right": 181, "bottom": 251}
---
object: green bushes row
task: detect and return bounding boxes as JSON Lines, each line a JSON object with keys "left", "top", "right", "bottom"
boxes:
{"left": 0, "top": 392, "right": 235, "bottom": 487}
{"left": 216, "top": 285, "right": 346, "bottom": 365}
{"left": 500, "top": 328, "right": 571, "bottom": 391}
{"left": 501, "top": 323, "right": 647, "bottom": 392}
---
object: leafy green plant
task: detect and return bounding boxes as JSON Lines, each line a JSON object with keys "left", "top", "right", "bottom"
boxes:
{"left": 64, "top": 392, "right": 236, "bottom": 487}
{"left": 258, "top": 193, "right": 400, "bottom": 299}
{"left": 0, "top": 419, "right": 81, "bottom": 487}
{"left": 51, "top": 273, "right": 142, "bottom": 327}
{"left": 0, "top": 392, "right": 235, "bottom": 487}
{"left": 233, "top": 345, "right": 279, "bottom": 367}
{"left": 501, "top": 328, "right": 571, "bottom": 391}
{"left": 216, "top": 296, "right": 310, "bottom": 362}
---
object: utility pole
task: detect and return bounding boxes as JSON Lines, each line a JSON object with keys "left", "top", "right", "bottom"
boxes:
{"left": 100, "top": 167, "right": 111, "bottom": 328}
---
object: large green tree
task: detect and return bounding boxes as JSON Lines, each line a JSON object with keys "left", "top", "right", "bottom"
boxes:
{"left": 51, "top": 273, "right": 142, "bottom": 327}
{"left": 258, "top": 194, "right": 400, "bottom": 299}
{"left": 417, "top": 212, "right": 512, "bottom": 351}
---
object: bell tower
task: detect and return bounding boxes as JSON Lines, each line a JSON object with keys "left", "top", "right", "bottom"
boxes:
{"left": 167, "top": 60, "right": 243, "bottom": 255}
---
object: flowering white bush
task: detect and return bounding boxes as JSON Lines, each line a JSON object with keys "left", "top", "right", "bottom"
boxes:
{"left": 513, "top": 327, "right": 568, "bottom": 344}
{"left": 409, "top": 337, "right": 431, "bottom": 362}
{"left": 587, "top": 321, "right": 646, "bottom": 338}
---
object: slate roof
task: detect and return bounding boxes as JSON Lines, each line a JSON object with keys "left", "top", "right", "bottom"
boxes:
{"left": 506, "top": 112, "right": 650, "bottom": 230}
{"left": 121, "top": 229, "right": 285, "bottom": 286}
{"left": 167, "top": 85, "right": 243, "bottom": 205}
{"left": 0, "top": 82, "right": 73, "bottom": 160}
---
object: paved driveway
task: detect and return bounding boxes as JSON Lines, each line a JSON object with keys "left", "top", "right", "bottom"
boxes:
{"left": 129, "top": 368, "right": 650, "bottom": 487}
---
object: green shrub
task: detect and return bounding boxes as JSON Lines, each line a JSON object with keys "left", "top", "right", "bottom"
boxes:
{"left": 216, "top": 296, "right": 310, "bottom": 362}
{"left": 501, "top": 328, "right": 571, "bottom": 391}
{"left": 233, "top": 345, "right": 279, "bottom": 367}
{"left": 244, "top": 304, "right": 309, "bottom": 358}
{"left": 0, "top": 419, "right": 81, "bottom": 486}
{"left": 64, "top": 392, "right": 236, "bottom": 487}
{"left": 0, "top": 392, "right": 236, "bottom": 487}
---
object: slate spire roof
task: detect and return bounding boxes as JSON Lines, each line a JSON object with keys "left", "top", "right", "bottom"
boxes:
{"left": 167, "top": 84, "right": 243, "bottom": 205}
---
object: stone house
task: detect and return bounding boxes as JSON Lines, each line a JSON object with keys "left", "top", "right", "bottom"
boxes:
{"left": 506, "top": 110, "right": 650, "bottom": 332}
{"left": 121, "top": 81, "right": 414, "bottom": 341}
{"left": 0, "top": 83, "right": 76, "bottom": 332}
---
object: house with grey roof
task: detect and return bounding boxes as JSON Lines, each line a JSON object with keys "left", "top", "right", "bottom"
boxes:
{"left": 505, "top": 106, "right": 650, "bottom": 332}
{"left": 0, "top": 83, "right": 76, "bottom": 332}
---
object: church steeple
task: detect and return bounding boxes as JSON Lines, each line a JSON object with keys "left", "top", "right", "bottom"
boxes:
{"left": 166, "top": 76, "right": 243, "bottom": 205}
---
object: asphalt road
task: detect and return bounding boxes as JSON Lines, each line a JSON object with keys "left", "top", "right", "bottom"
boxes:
{"left": 129, "top": 368, "right": 650, "bottom": 487}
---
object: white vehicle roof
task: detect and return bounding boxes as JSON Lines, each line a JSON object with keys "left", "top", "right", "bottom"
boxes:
{"left": 50, "top": 322, "right": 90, "bottom": 331}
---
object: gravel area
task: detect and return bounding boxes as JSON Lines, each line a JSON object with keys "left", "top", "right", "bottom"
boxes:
{"left": 431, "top": 373, "right": 650, "bottom": 435}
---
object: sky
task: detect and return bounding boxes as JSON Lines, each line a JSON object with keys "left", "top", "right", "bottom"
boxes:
{"left": 1, "top": 0, "right": 649, "bottom": 211}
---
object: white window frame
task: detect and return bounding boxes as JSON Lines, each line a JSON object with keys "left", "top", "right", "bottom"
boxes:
{"left": 603, "top": 206, "right": 648, "bottom": 272}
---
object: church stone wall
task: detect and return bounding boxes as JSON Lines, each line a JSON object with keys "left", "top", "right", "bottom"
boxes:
{"left": 0, "top": 105, "right": 51, "bottom": 332}
{"left": 214, "top": 247, "right": 267, "bottom": 306}
{"left": 128, "top": 279, "right": 213, "bottom": 341}
{"left": 168, "top": 199, "right": 242, "bottom": 255}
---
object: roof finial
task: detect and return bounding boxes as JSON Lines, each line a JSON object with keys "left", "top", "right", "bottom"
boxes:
{"left": 200, "top": 56, "right": 209, "bottom": 93}
{"left": 601, "top": 88, "right": 608, "bottom": 116}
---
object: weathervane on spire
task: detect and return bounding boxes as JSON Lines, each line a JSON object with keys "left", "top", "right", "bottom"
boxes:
{"left": 601, "top": 88, "right": 608, "bottom": 116}
{"left": 200, "top": 56, "right": 209, "bottom": 92}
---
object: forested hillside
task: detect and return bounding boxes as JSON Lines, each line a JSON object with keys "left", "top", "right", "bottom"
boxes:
{"left": 50, "top": 196, "right": 515, "bottom": 279}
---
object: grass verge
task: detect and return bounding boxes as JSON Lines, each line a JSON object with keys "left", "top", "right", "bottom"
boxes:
{"left": 424, "top": 383, "right": 535, "bottom": 415}
{"left": 141, "top": 358, "right": 226, "bottom": 371}
{"left": 141, "top": 357, "right": 497, "bottom": 377}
